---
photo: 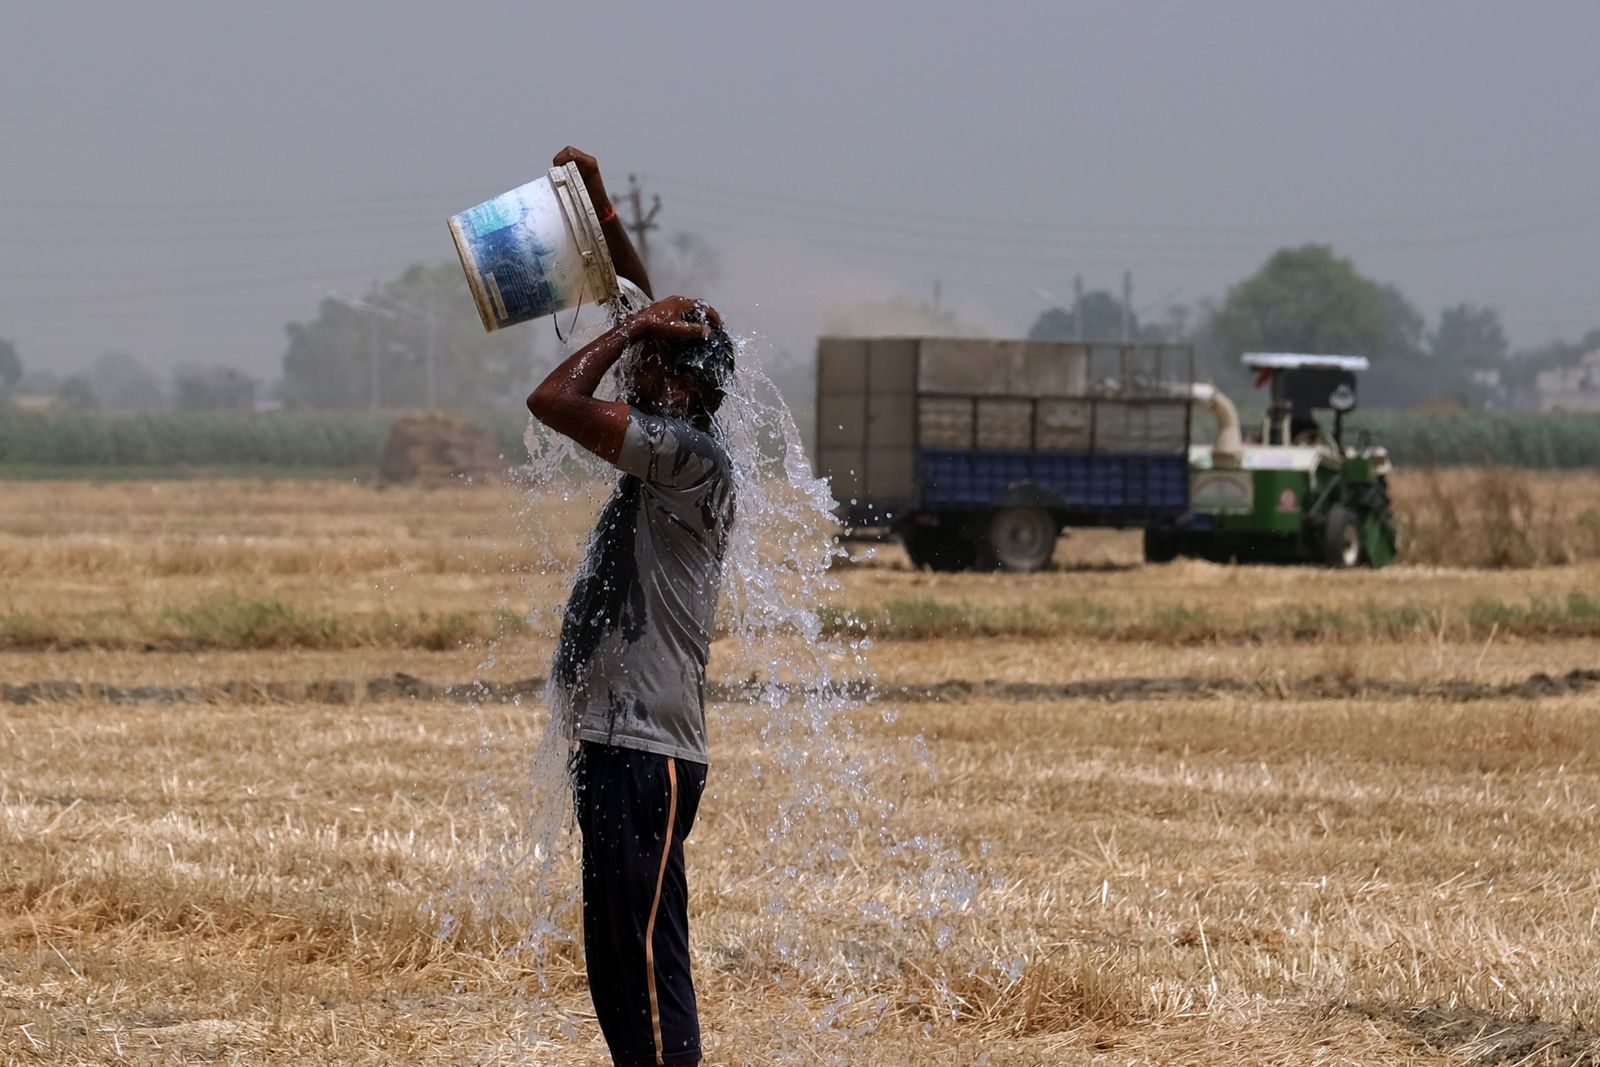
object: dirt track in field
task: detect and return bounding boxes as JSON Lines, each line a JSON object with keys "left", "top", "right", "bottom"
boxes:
{"left": 8, "top": 664, "right": 1600, "bottom": 708}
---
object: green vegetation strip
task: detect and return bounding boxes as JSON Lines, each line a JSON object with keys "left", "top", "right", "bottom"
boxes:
{"left": 0, "top": 411, "right": 400, "bottom": 468}
{"left": 7, "top": 667, "right": 1600, "bottom": 707}
{"left": 0, "top": 463, "right": 372, "bottom": 481}
{"left": 2, "top": 409, "right": 1597, "bottom": 471}
{"left": 1344, "top": 411, "right": 1600, "bottom": 469}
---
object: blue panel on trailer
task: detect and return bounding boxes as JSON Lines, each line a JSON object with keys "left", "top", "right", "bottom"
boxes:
{"left": 917, "top": 449, "right": 1189, "bottom": 517}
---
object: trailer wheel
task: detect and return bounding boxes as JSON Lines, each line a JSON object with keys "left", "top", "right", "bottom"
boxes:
{"left": 1323, "top": 506, "right": 1362, "bottom": 568}
{"left": 980, "top": 507, "right": 1058, "bottom": 572}
{"left": 902, "top": 526, "right": 976, "bottom": 572}
{"left": 1143, "top": 526, "right": 1180, "bottom": 564}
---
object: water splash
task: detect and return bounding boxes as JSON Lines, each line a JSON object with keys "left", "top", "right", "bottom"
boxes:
{"left": 437, "top": 317, "right": 994, "bottom": 1055}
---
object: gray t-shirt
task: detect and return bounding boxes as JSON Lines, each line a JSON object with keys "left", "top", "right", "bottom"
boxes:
{"left": 553, "top": 409, "right": 734, "bottom": 763}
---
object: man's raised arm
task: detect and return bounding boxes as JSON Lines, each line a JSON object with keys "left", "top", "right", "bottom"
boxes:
{"left": 553, "top": 147, "right": 654, "bottom": 300}
{"left": 527, "top": 296, "right": 711, "bottom": 463}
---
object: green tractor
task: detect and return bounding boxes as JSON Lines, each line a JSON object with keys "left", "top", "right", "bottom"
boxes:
{"left": 1146, "top": 353, "right": 1398, "bottom": 568}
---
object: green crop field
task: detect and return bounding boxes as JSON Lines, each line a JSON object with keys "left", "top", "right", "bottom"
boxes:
{"left": 3, "top": 408, "right": 1598, "bottom": 478}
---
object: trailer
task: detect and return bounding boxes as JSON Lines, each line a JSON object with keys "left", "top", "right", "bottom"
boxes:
{"left": 815, "top": 336, "right": 1195, "bottom": 571}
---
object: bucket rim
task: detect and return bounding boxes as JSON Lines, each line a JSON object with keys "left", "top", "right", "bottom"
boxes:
{"left": 447, "top": 213, "right": 501, "bottom": 332}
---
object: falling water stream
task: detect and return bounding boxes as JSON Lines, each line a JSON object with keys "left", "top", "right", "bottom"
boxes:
{"left": 434, "top": 312, "right": 1004, "bottom": 1060}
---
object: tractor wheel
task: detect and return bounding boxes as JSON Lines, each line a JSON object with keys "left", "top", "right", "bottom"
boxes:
{"left": 1143, "top": 526, "right": 1180, "bottom": 564}
{"left": 979, "top": 507, "right": 1058, "bottom": 572}
{"left": 1357, "top": 481, "right": 1399, "bottom": 567}
{"left": 902, "top": 526, "right": 977, "bottom": 572}
{"left": 1323, "top": 505, "right": 1362, "bottom": 568}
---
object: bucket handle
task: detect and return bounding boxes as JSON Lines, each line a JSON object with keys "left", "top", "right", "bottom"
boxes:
{"left": 551, "top": 279, "right": 587, "bottom": 344}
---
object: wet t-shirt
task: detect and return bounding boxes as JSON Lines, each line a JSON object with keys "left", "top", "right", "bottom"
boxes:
{"left": 554, "top": 410, "right": 734, "bottom": 763}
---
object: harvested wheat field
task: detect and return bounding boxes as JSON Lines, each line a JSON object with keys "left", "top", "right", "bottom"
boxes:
{"left": 5, "top": 476, "right": 1600, "bottom": 1065}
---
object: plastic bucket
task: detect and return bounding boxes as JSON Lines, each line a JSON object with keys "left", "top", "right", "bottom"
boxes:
{"left": 448, "top": 162, "right": 620, "bottom": 332}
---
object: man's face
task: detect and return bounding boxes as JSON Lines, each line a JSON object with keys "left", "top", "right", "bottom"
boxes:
{"left": 627, "top": 342, "right": 700, "bottom": 418}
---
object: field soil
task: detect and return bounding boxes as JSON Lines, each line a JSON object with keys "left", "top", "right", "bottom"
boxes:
{"left": 4, "top": 478, "right": 1600, "bottom": 1065}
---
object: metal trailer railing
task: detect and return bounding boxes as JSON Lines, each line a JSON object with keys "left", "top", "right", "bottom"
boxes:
{"left": 816, "top": 338, "right": 1196, "bottom": 531}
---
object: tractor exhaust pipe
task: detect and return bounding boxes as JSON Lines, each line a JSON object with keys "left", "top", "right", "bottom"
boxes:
{"left": 1190, "top": 383, "right": 1243, "bottom": 467}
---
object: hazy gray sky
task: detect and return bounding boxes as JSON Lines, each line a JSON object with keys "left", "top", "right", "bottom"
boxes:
{"left": 4, "top": 0, "right": 1598, "bottom": 382}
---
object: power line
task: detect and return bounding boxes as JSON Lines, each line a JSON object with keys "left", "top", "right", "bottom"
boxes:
{"left": 663, "top": 189, "right": 1268, "bottom": 253}
{"left": 0, "top": 218, "right": 449, "bottom": 246}
{"left": 4, "top": 173, "right": 1592, "bottom": 240}
{"left": 653, "top": 173, "right": 1600, "bottom": 237}
{"left": 0, "top": 186, "right": 486, "bottom": 214}
{"left": 665, "top": 185, "right": 1600, "bottom": 254}
{"left": 0, "top": 240, "right": 446, "bottom": 284}
{"left": 668, "top": 210, "right": 1264, "bottom": 270}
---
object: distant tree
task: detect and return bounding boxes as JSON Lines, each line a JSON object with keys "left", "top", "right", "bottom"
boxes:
{"left": 56, "top": 375, "right": 98, "bottom": 411}
{"left": 1028, "top": 289, "right": 1135, "bottom": 342}
{"left": 1431, "top": 303, "right": 1508, "bottom": 367}
{"left": 1364, "top": 283, "right": 1481, "bottom": 407}
{"left": 91, "top": 350, "right": 167, "bottom": 411}
{"left": 16, "top": 368, "right": 62, "bottom": 395}
{"left": 174, "top": 366, "right": 256, "bottom": 411}
{"left": 0, "top": 338, "right": 20, "bottom": 398}
{"left": 1213, "top": 245, "right": 1388, "bottom": 357}
{"left": 280, "top": 262, "right": 533, "bottom": 410}
{"left": 1179, "top": 298, "right": 1251, "bottom": 392}
{"left": 1209, "top": 245, "right": 1489, "bottom": 407}
{"left": 1375, "top": 283, "right": 1427, "bottom": 363}
{"left": 280, "top": 299, "right": 371, "bottom": 409}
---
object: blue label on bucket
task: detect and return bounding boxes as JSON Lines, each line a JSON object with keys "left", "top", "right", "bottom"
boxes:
{"left": 463, "top": 195, "right": 520, "bottom": 237}
{"left": 473, "top": 232, "right": 557, "bottom": 322}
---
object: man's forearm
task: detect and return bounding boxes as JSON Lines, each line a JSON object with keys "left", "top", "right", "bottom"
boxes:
{"left": 525, "top": 316, "right": 639, "bottom": 463}
{"left": 529, "top": 317, "right": 638, "bottom": 410}
{"left": 600, "top": 214, "right": 653, "bottom": 300}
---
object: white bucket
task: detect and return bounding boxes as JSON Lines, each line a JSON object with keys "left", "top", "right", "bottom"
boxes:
{"left": 448, "top": 162, "right": 620, "bottom": 332}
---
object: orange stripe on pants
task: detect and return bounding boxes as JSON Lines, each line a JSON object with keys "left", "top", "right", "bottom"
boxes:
{"left": 644, "top": 757, "right": 677, "bottom": 1066}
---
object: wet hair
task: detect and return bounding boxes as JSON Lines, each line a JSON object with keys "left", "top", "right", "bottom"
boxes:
{"left": 658, "top": 306, "right": 736, "bottom": 425}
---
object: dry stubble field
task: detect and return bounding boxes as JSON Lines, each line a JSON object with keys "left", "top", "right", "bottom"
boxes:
{"left": 4, "top": 474, "right": 1600, "bottom": 1065}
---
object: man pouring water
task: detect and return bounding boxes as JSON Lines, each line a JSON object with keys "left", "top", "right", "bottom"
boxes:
{"left": 527, "top": 147, "right": 735, "bottom": 1067}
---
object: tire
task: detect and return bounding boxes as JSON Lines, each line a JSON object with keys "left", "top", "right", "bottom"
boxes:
{"left": 902, "top": 525, "right": 977, "bottom": 572}
{"left": 1357, "top": 481, "right": 1399, "bottom": 568}
{"left": 1323, "top": 505, "right": 1362, "bottom": 568}
{"left": 979, "top": 507, "right": 1058, "bottom": 573}
{"left": 1143, "top": 526, "right": 1180, "bottom": 564}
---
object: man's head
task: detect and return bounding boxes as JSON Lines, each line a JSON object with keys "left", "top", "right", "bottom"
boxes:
{"left": 626, "top": 306, "right": 736, "bottom": 427}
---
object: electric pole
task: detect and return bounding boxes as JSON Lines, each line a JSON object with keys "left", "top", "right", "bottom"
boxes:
{"left": 624, "top": 173, "right": 661, "bottom": 273}
{"left": 1121, "top": 270, "right": 1133, "bottom": 343}
{"left": 365, "top": 313, "right": 379, "bottom": 410}
{"left": 423, "top": 285, "right": 438, "bottom": 410}
{"left": 1072, "top": 275, "right": 1084, "bottom": 340}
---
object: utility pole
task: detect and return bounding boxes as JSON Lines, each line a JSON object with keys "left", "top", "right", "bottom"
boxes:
{"left": 1121, "top": 270, "right": 1133, "bottom": 343}
{"left": 624, "top": 173, "right": 661, "bottom": 273}
{"left": 369, "top": 279, "right": 383, "bottom": 409}
{"left": 1072, "top": 275, "right": 1084, "bottom": 340}
{"left": 365, "top": 313, "right": 379, "bottom": 410}
{"left": 422, "top": 285, "right": 438, "bottom": 409}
